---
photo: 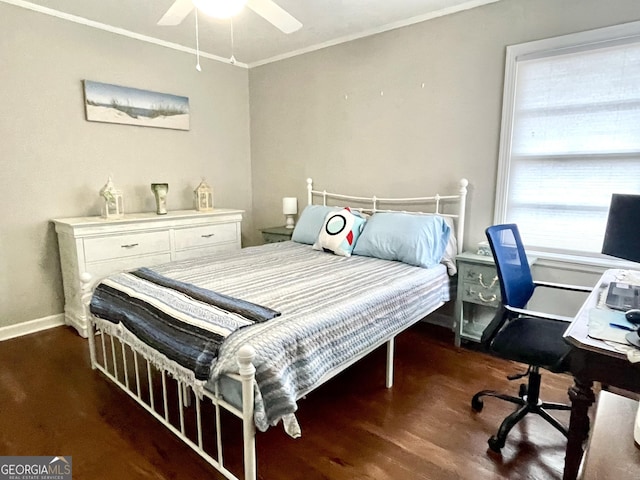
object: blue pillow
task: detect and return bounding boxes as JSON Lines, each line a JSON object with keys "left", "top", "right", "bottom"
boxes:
{"left": 291, "top": 205, "right": 340, "bottom": 245}
{"left": 353, "top": 212, "right": 451, "bottom": 268}
{"left": 312, "top": 208, "right": 366, "bottom": 257}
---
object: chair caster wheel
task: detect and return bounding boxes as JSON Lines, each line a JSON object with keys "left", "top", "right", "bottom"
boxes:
{"left": 471, "top": 396, "right": 484, "bottom": 412}
{"left": 488, "top": 435, "right": 504, "bottom": 452}
{"left": 519, "top": 383, "right": 528, "bottom": 398}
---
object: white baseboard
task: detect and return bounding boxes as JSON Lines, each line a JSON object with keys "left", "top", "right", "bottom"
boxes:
{"left": 0, "top": 314, "right": 65, "bottom": 342}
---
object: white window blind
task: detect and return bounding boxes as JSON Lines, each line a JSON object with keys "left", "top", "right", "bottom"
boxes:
{"left": 496, "top": 23, "right": 640, "bottom": 257}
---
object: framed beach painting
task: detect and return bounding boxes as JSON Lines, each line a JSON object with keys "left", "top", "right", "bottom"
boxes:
{"left": 83, "top": 80, "right": 190, "bottom": 131}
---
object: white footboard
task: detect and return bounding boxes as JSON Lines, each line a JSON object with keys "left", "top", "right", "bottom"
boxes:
{"left": 81, "top": 274, "right": 257, "bottom": 480}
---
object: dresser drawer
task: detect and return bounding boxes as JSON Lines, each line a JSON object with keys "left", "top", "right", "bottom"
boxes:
{"left": 174, "top": 223, "right": 238, "bottom": 250}
{"left": 173, "top": 243, "right": 238, "bottom": 261}
{"left": 83, "top": 231, "right": 170, "bottom": 262}
{"left": 89, "top": 253, "right": 172, "bottom": 278}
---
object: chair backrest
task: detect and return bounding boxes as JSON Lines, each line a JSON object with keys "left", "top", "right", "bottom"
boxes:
{"left": 485, "top": 224, "right": 535, "bottom": 309}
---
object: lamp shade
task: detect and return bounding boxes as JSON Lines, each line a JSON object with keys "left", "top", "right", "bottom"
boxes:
{"left": 282, "top": 197, "right": 298, "bottom": 215}
{"left": 602, "top": 193, "right": 640, "bottom": 263}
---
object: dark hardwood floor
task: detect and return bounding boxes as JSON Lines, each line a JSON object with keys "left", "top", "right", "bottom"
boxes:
{"left": 0, "top": 322, "right": 575, "bottom": 479}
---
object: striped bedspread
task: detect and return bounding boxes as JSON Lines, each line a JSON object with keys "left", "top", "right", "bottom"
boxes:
{"left": 144, "top": 241, "right": 452, "bottom": 433}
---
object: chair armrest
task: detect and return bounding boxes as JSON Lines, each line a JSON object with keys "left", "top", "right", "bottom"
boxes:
{"left": 505, "top": 305, "right": 574, "bottom": 323}
{"left": 534, "top": 280, "right": 593, "bottom": 293}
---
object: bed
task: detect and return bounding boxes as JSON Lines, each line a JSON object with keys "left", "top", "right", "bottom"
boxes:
{"left": 81, "top": 178, "right": 469, "bottom": 480}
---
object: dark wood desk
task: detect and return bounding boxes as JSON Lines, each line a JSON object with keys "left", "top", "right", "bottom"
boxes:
{"left": 563, "top": 269, "right": 640, "bottom": 480}
{"left": 580, "top": 390, "right": 640, "bottom": 480}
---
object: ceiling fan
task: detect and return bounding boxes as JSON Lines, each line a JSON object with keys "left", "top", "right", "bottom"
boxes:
{"left": 158, "top": 0, "right": 302, "bottom": 34}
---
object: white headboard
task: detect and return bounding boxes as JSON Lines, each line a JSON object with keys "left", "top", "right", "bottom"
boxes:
{"left": 305, "top": 178, "right": 469, "bottom": 254}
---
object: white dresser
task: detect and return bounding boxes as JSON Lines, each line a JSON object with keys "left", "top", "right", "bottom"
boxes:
{"left": 52, "top": 209, "right": 244, "bottom": 337}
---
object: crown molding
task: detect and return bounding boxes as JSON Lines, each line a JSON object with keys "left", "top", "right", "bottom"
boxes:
{"left": 2, "top": 0, "right": 500, "bottom": 68}
{"left": 247, "top": 0, "right": 500, "bottom": 67}
{"left": 0, "top": 0, "right": 248, "bottom": 68}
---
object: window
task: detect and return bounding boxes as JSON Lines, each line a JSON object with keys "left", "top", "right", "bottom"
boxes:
{"left": 495, "top": 21, "right": 640, "bottom": 258}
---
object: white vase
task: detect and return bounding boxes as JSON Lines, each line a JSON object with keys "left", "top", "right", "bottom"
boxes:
{"left": 151, "top": 183, "right": 169, "bottom": 215}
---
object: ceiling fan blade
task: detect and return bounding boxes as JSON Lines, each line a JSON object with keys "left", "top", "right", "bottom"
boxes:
{"left": 246, "top": 0, "right": 302, "bottom": 34}
{"left": 157, "top": 0, "right": 194, "bottom": 26}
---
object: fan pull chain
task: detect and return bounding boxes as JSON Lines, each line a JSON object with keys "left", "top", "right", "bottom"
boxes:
{"left": 229, "top": 19, "right": 236, "bottom": 65}
{"left": 195, "top": 8, "right": 202, "bottom": 71}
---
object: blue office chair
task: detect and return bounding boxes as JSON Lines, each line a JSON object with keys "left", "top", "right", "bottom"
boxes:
{"left": 471, "top": 224, "right": 592, "bottom": 452}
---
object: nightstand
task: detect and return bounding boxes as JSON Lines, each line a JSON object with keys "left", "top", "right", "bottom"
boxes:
{"left": 454, "top": 252, "right": 501, "bottom": 346}
{"left": 454, "top": 251, "right": 536, "bottom": 346}
{"left": 260, "top": 226, "right": 293, "bottom": 244}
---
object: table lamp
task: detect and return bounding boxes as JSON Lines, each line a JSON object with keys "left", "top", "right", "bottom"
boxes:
{"left": 282, "top": 197, "right": 298, "bottom": 229}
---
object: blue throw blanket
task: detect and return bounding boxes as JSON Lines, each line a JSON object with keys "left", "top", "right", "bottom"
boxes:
{"left": 90, "top": 267, "right": 280, "bottom": 380}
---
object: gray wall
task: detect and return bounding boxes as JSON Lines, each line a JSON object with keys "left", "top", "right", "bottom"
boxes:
{"left": 0, "top": 4, "right": 252, "bottom": 328}
{"left": 248, "top": 0, "right": 640, "bottom": 255}
{"left": 3, "top": 0, "right": 639, "bottom": 331}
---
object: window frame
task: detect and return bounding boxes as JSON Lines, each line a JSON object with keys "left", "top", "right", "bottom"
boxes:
{"left": 494, "top": 20, "right": 640, "bottom": 268}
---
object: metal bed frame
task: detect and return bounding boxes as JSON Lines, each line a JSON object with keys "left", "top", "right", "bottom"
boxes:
{"left": 81, "top": 177, "right": 468, "bottom": 480}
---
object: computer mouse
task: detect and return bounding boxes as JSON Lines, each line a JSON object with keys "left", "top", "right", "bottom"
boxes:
{"left": 625, "top": 309, "right": 640, "bottom": 325}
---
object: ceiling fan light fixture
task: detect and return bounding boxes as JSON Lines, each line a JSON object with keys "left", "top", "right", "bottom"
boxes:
{"left": 192, "top": 0, "right": 247, "bottom": 19}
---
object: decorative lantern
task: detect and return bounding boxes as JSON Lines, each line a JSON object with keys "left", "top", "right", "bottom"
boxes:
{"left": 194, "top": 179, "right": 214, "bottom": 212}
{"left": 99, "top": 176, "right": 124, "bottom": 219}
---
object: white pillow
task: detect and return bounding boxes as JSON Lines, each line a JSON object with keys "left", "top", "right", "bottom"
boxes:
{"left": 313, "top": 208, "right": 366, "bottom": 257}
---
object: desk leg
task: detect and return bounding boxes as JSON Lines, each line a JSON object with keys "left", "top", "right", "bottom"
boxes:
{"left": 563, "top": 377, "right": 595, "bottom": 480}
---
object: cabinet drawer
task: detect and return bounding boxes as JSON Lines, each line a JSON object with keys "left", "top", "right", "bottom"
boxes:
{"left": 460, "top": 284, "right": 501, "bottom": 308}
{"left": 174, "top": 223, "right": 238, "bottom": 250}
{"left": 263, "top": 232, "right": 290, "bottom": 244}
{"left": 84, "top": 231, "right": 170, "bottom": 262}
{"left": 460, "top": 263, "right": 501, "bottom": 307}
{"left": 89, "top": 253, "right": 172, "bottom": 278}
{"left": 173, "top": 243, "right": 238, "bottom": 261}
{"left": 463, "top": 264, "right": 499, "bottom": 288}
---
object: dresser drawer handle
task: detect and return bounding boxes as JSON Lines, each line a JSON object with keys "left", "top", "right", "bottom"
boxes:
{"left": 201, "top": 233, "right": 215, "bottom": 238}
{"left": 120, "top": 243, "right": 139, "bottom": 248}
{"left": 478, "top": 273, "right": 498, "bottom": 290}
{"left": 478, "top": 292, "right": 497, "bottom": 303}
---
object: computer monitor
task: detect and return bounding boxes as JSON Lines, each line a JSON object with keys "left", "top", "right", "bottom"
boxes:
{"left": 602, "top": 193, "right": 640, "bottom": 263}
